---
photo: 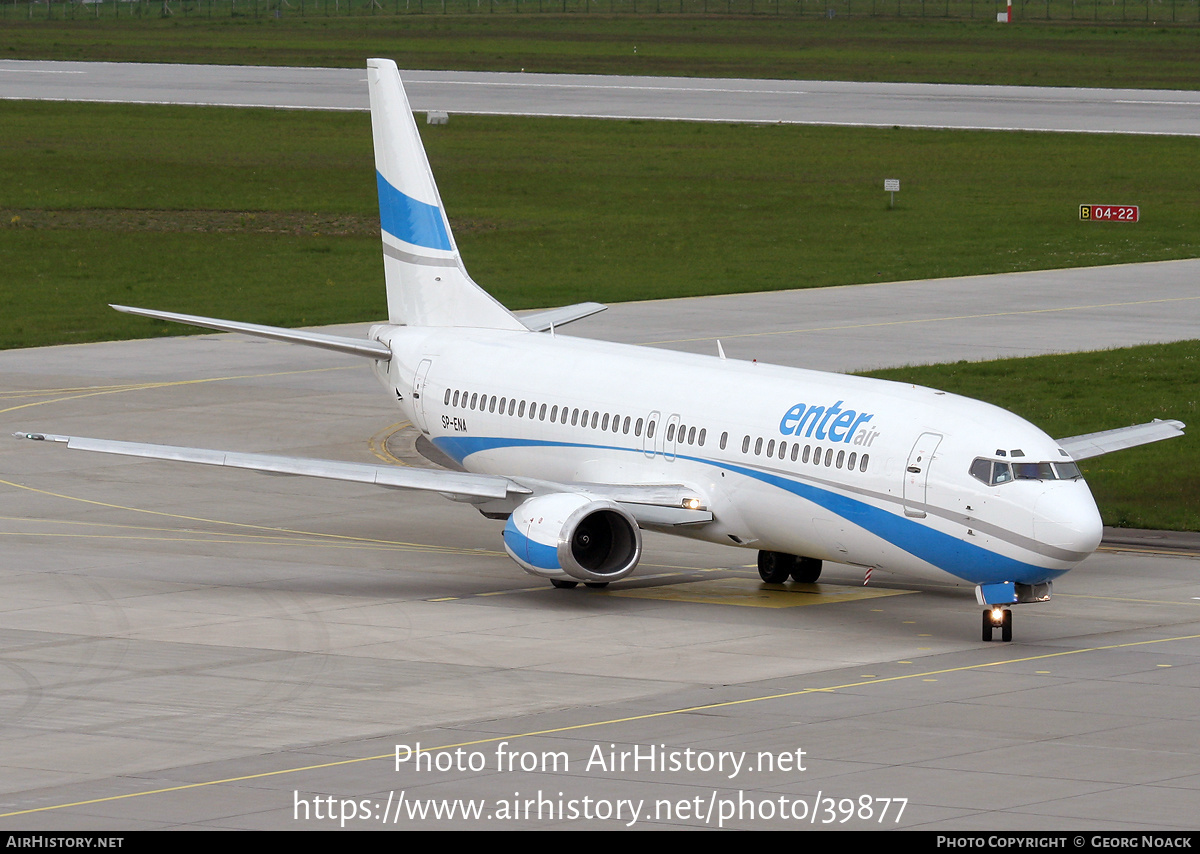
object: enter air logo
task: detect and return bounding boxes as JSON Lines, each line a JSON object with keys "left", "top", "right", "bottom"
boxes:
{"left": 779, "top": 400, "right": 879, "bottom": 446}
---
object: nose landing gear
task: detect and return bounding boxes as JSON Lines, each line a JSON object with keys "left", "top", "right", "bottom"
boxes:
{"left": 982, "top": 606, "right": 1012, "bottom": 642}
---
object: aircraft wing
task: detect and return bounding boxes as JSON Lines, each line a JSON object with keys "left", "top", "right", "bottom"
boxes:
{"left": 1056, "top": 418, "right": 1186, "bottom": 460}
{"left": 12, "top": 432, "right": 711, "bottom": 526}
{"left": 14, "top": 432, "right": 524, "bottom": 500}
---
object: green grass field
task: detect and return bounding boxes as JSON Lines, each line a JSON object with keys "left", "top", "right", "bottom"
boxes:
{"left": 2, "top": 16, "right": 1199, "bottom": 88}
{"left": 865, "top": 342, "right": 1200, "bottom": 531}
{"left": 5, "top": 101, "right": 1199, "bottom": 349}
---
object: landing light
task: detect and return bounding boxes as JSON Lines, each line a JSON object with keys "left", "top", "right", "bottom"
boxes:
{"left": 683, "top": 498, "right": 702, "bottom": 510}
{"left": 989, "top": 607, "right": 1006, "bottom": 627}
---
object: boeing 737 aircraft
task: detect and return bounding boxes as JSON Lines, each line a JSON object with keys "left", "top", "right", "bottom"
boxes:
{"left": 15, "top": 59, "right": 1185, "bottom": 641}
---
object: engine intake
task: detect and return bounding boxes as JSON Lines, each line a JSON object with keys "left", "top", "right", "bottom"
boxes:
{"left": 503, "top": 493, "right": 642, "bottom": 583}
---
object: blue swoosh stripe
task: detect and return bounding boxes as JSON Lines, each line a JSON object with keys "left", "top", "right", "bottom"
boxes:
{"left": 715, "top": 457, "right": 1059, "bottom": 585}
{"left": 432, "top": 434, "right": 1064, "bottom": 586}
{"left": 376, "top": 171, "right": 452, "bottom": 251}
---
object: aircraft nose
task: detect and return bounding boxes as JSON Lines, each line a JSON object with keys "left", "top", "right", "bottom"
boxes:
{"left": 1034, "top": 483, "right": 1103, "bottom": 558}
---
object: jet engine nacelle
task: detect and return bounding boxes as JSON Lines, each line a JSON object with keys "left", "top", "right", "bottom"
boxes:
{"left": 502, "top": 493, "right": 642, "bottom": 583}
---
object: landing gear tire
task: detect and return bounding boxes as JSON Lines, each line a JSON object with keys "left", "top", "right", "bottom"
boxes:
{"left": 551, "top": 579, "right": 578, "bottom": 589}
{"left": 790, "top": 557, "right": 823, "bottom": 584}
{"left": 584, "top": 582, "right": 609, "bottom": 589}
{"left": 982, "top": 607, "right": 1013, "bottom": 642}
{"left": 757, "top": 551, "right": 793, "bottom": 584}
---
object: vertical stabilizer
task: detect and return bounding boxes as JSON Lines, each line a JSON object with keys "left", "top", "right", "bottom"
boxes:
{"left": 367, "top": 59, "right": 525, "bottom": 331}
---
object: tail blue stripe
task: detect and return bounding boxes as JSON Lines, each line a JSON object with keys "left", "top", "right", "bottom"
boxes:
{"left": 377, "top": 171, "right": 452, "bottom": 251}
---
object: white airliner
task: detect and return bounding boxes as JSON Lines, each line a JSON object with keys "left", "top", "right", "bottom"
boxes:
{"left": 15, "top": 59, "right": 1185, "bottom": 642}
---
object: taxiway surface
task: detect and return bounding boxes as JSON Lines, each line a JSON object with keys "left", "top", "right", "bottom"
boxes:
{"left": 2, "top": 265, "right": 1199, "bottom": 829}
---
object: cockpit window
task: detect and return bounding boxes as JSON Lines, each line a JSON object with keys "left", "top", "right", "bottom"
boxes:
{"left": 1054, "top": 461, "right": 1082, "bottom": 479}
{"left": 971, "top": 457, "right": 1078, "bottom": 485}
{"left": 1013, "top": 462, "right": 1055, "bottom": 481}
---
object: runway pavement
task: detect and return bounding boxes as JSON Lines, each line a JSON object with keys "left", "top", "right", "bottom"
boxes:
{"left": 3, "top": 60, "right": 1200, "bottom": 135}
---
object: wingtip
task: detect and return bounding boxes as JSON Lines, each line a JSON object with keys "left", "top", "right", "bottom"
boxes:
{"left": 12, "top": 432, "right": 68, "bottom": 443}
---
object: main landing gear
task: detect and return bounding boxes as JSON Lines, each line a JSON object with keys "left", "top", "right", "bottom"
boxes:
{"left": 757, "top": 551, "right": 823, "bottom": 584}
{"left": 982, "top": 606, "right": 1013, "bottom": 642}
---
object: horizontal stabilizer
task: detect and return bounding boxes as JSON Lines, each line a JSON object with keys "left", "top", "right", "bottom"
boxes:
{"left": 13, "top": 432, "right": 528, "bottom": 501}
{"left": 111, "top": 305, "right": 392, "bottom": 360}
{"left": 520, "top": 302, "right": 608, "bottom": 332}
{"left": 1057, "top": 419, "right": 1185, "bottom": 460}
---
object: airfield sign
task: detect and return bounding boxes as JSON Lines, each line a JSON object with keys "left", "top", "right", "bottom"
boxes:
{"left": 884, "top": 179, "right": 899, "bottom": 208}
{"left": 1080, "top": 204, "right": 1139, "bottom": 222}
